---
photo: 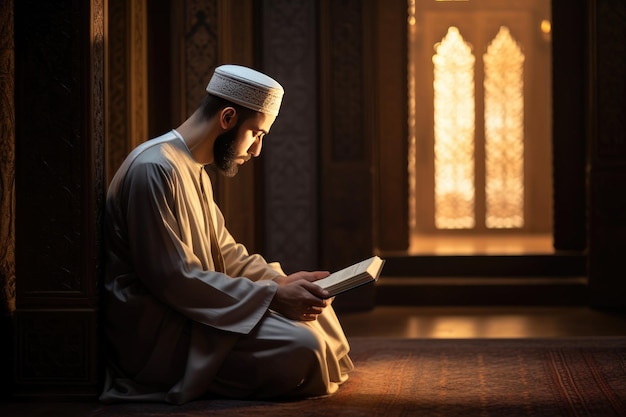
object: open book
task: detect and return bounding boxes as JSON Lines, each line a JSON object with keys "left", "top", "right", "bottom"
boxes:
{"left": 315, "top": 256, "right": 385, "bottom": 298}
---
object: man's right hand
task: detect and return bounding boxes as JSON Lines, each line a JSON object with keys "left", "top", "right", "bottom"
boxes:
{"left": 269, "top": 271, "right": 331, "bottom": 321}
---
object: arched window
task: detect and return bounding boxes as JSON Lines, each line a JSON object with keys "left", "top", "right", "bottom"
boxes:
{"left": 408, "top": 0, "right": 552, "bottom": 254}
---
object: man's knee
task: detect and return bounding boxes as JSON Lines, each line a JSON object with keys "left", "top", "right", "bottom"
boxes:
{"left": 289, "top": 324, "right": 324, "bottom": 355}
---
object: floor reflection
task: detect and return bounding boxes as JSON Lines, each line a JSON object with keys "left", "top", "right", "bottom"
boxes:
{"left": 408, "top": 233, "right": 554, "bottom": 255}
{"left": 339, "top": 306, "right": 626, "bottom": 338}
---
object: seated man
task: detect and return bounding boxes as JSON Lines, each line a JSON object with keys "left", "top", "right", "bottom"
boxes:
{"left": 100, "top": 65, "right": 354, "bottom": 405}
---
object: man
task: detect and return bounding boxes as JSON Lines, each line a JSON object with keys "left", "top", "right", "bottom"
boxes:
{"left": 100, "top": 65, "right": 354, "bottom": 405}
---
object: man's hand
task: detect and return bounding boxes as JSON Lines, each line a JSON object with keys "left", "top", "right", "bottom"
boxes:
{"left": 269, "top": 271, "right": 331, "bottom": 321}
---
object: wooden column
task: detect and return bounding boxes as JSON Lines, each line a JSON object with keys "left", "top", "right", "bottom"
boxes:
{"left": 0, "top": 0, "right": 16, "bottom": 399}
{"left": 373, "top": 0, "right": 409, "bottom": 253}
{"left": 588, "top": 0, "right": 626, "bottom": 311}
{"left": 552, "top": 0, "right": 588, "bottom": 251}
{"left": 317, "top": 0, "right": 380, "bottom": 310}
{"left": 13, "top": 0, "right": 105, "bottom": 399}
{"left": 107, "top": 0, "right": 149, "bottom": 184}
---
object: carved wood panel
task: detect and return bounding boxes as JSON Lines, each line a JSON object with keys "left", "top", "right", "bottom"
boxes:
{"left": 173, "top": 0, "right": 257, "bottom": 251}
{"left": 0, "top": 0, "right": 16, "bottom": 398}
{"left": 0, "top": 0, "right": 15, "bottom": 315}
{"left": 13, "top": 0, "right": 104, "bottom": 398}
{"left": 15, "top": 310, "right": 98, "bottom": 394}
{"left": 260, "top": 1, "right": 319, "bottom": 273}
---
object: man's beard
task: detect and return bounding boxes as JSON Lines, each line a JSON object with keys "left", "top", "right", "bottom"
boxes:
{"left": 213, "top": 125, "right": 240, "bottom": 177}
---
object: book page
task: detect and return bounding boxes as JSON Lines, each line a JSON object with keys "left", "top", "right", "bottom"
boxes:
{"left": 315, "top": 257, "right": 379, "bottom": 290}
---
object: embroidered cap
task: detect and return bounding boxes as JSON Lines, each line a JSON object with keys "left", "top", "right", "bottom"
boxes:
{"left": 206, "top": 65, "right": 284, "bottom": 116}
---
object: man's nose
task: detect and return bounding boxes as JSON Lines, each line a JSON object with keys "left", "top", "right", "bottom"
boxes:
{"left": 249, "top": 138, "right": 263, "bottom": 157}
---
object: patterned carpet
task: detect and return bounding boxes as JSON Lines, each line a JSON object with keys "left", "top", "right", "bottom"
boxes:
{"left": 88, "top": 337, "right": 626, "bottom": 417}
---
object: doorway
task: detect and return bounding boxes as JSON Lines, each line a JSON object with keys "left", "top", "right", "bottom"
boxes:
{"left": 407, "top": 0, "right": 552, "bottom": 255}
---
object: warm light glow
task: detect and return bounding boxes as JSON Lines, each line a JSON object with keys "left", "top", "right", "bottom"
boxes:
{"left": 483, "top": 26, "right": 525, "bottom": 228}
{"left": 408, "top": 0, "right": 417, "bottom": 229}
{"left": 409, "top": 233, "right": 553, "bottom": 255}
{"left": 433, "top": 27, "right": 475, "bottom": 229}
{"left": 429, "top": 26, "right": 527, "bottom": 230}
{"left": 408, "top": 1, "right": 552, "bottom": 247}
{"left": 407, "top": 314, "right": 537, "bottom": 338}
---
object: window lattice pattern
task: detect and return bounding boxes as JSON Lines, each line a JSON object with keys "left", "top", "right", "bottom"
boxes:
{"left": 433, "top": 27, "right": 476, "bottom": 229}
{"left": 483, "top": 26, "right": 525, "bottom": 228}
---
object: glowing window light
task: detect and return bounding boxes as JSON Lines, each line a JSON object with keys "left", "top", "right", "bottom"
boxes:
{"left": 433, "top": 27, "right": 476, "bottom": 229}
{"left": 483, "top": 26, "right": 525, "bottom": 228}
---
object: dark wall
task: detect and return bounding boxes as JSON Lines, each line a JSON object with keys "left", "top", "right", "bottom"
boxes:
{"left": 586, "top": 0, "right": 626, "bottom": 310}
{"left": 146, "top": 1, "right": 173, "bottom": 139}
{"left": 551, "top": 0, "right": 588, "bottom": 251}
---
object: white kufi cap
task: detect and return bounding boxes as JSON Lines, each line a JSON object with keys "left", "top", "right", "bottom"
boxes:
{"left": 206, "top": 64, "right": 284, "bottom": 116}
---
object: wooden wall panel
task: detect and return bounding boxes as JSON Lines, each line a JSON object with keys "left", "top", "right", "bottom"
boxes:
{"left": 260, "top": 0, "right": 319, "bottom": 273}
{"left": 317, "top": 0, "right": 378, "bottom": 310}
{"left": 0, "top": 0, "right": 15, "bottom": 399}
{"left": 588, "top": 0, "right": 626, "bottom": 310}
{"left": 107, "top": 0, "right": 148, "bottom": 184}
{"left": 166, "top": 0, "right": 259, "bottom": 252}
{"left": 319, "top": 0, "right": 375, "bottom": 269}
{"left": 374, "top": 0, "right": 409, "bottom": 252}
{"left": 13, "top": 0, "right": 104, "bottom": 398}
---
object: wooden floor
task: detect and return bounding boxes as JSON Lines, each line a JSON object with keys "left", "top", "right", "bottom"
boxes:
{"left": 2, "top": 306, "right": 626, "bottom": 417}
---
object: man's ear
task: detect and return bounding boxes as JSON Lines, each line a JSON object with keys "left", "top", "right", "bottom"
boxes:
{"left": 219, "top": 107, "right": 237, "bottom": 129}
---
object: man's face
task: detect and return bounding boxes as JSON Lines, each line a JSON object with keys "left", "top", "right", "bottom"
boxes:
{"left": 213, "top": 111, "right": 276, "bottom": 177}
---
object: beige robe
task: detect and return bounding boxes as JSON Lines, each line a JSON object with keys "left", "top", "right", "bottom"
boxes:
{"left": 100, "top": 131, "right": 353, "bottom": 404}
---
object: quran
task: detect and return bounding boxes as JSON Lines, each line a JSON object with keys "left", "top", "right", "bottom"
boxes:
{"left": 315, "top": 256, "right": 385, "bottom": 297}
